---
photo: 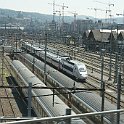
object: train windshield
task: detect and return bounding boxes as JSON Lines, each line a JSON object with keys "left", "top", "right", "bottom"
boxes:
{"left": 79, "top": 68, "right": 86, "bottom": 72}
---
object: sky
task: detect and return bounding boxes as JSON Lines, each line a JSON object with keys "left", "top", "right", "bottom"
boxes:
{"left": 0, "top": 0, "right": 123, "bottom": 19}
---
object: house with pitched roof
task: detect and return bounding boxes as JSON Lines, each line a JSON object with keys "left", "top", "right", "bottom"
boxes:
{"left": 82, "top": 29, "right": 118, "bottom": 52}
{"left": 117, "top": 31, "right": 124, "bottom": 53}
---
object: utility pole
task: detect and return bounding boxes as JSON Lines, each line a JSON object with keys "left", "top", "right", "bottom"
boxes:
{"left": 100, "top": 49, "right": 105, "bottom": 95}
{"left": 32, "top": 51, "right": 35, "bottom": 73}
{"left": 108, "top": 28, "right": 113, "bottom": 81}
{"left": 114, "top": 52, "right": 119, "bottom": 84}
{"left": 1, "top": 46, "right": 4, "bottom": 86}
{"left": 117, "top": 72, "right": 121, "bottom": 124}
{"left": 28, "top": 83, "right": 32, "bottom": 117}
{"left": 100, "top": 49, "right": 105, "bottom": 124}
{"left": 44, "top": 33, "right": 47, "bottom": 85}
{"left": 65, "top": 108, "right": 71, "bottom": 124}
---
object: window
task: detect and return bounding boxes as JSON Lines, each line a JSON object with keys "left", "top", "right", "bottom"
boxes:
{"left": 79, "top": 68, "right": 86, "bottom": 72}
{"left": 63, "top": 64, "right": 73, "bottom": 72}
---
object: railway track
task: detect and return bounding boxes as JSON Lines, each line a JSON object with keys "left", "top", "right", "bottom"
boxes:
{"left": 46, "top": 43, "right": 124, "bottom": 107}
{"left": 16, "top": 53, "right": 99, "bottom": 124}
{"left": 20, "top": 43, "right": 124, "bottom": 109}
{"left": 48, "top": 42, "right": 124, "bottom": 81}
{"left": 22, "top": 42, "right": 124, "bottom": 106}
{"left": 17, "top": 53, "right": 124, "bottom": 124}
{"left": 48, "top": 43, "right": 124, "bottom": 79}
{"left": 84, "top": 75, "right": 124, "bottom": 108}
{"left": 0, "top": 53, "right": 29, "bottom": 122}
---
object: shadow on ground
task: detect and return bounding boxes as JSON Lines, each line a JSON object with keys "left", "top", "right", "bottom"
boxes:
{"left": 6, "top": 76, "right": 36, "bottom": 117}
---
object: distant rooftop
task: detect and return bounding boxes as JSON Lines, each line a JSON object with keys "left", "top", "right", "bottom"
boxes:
{"left": 100, "top": 29, "right": 124, "bottom": 33}
{"left": 0, "top": 26, "right": 24, "bottom": 30}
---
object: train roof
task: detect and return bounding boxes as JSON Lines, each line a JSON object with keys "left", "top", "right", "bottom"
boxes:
{"left": 62, "top": 58, "right": 86, "bottom": 67}
{"left": 40, "top": 50, "right": 61, "bottom": 60}
{"left": 23, "top": 42, "right": 42, "bottom": 51}
{"left": 70, "top": 60, "right": 86, "bottom": 66}
{"left": 0, "top": 45, "right": 12, "bottom": 53}
{"left": 33, "top": 46, "right": 43, "bottom": 51}
{"left": 11, "top": 60, "right": 76, "bottom": 117}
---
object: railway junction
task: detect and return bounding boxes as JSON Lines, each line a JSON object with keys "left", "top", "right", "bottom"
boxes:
{"left": 0, "top": 50, "right": 37, "bottom": 122}
{"left": 16, "top": 46, "right": 124, "bottom": 124}
{"left": 0, "top": 38, "right": 124, "bottom": 124}
{"left": 0, "top": 29, "right": 124, "bottom": 123}
{"left": 0, "top": 0, "right": 124, "bottom": 122}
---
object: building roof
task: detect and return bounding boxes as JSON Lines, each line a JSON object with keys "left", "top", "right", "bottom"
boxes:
{"left": 87, "top": 29, "right": 120, "bottom": 42}
{"left": 88, "top": 30, "right": 110, "bottom": 42}
{"left": 117, "top": 31, "right": 124, "bottom": 41}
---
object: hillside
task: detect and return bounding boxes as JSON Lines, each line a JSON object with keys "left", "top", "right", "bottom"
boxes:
{"left": 0, "top": 8, "right": 123, "bottom": 27}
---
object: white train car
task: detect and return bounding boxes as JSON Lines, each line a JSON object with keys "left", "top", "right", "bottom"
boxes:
{"left": 0, "top": 45, "right": 12, "bottom": 53}
{"left": 36, "top": 50, "right": 61, "bottom": 70}
{"left": 22, "top": 42, "right": 32, "bottom": 52}
{"left": 60, "top": 57, "right": 87, "bottom": 80}
{"left": 22, "top": 42, "right": 42, "bottom": 53}
{"left": 22, "top": 42, "right": 88, "bottom": 81}
{"left": 10, "top": 60, "right": 86, "bottom": 124}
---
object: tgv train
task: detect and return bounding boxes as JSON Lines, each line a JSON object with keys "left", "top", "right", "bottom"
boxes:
{"left": 22, "top": 42, "right": 88, "bottom": 81}
{"left": 10, "top": 60, "right": 86, "bottom": 124}
{"left": 18, "top": 53, "right": 119, "bottom": 124}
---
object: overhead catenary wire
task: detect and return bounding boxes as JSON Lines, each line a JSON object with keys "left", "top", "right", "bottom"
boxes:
{"left": 0, "top": 85, "right": 102, "bottom": 99}
{"left": 0, "top": 85, "right": 102, "bottom": 90}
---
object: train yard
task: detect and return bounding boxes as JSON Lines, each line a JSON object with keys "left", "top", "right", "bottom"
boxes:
{"left": 15, "top": 50, "right": 124, "bottom": 123}
{"left": 0, "top": 39, "right": 124, "bottom": 124}
{"left": 0, "top": 50, "right": 40, "bottom": 123}
{"left": 0, "top": 53, "right": 25, "bottom": 122}
{"left": 17, "top": 41, "right": 124, "bottom": 123}
{"left": 30, "top": 42, "right": 123, "bottom": 102}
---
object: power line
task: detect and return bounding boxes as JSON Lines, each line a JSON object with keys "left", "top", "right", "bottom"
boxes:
{"left": 0, "top": 87, "right": 102, "bottom": 99}
{"left": 0, "top": 85, "right": 101, "bottom": 91}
